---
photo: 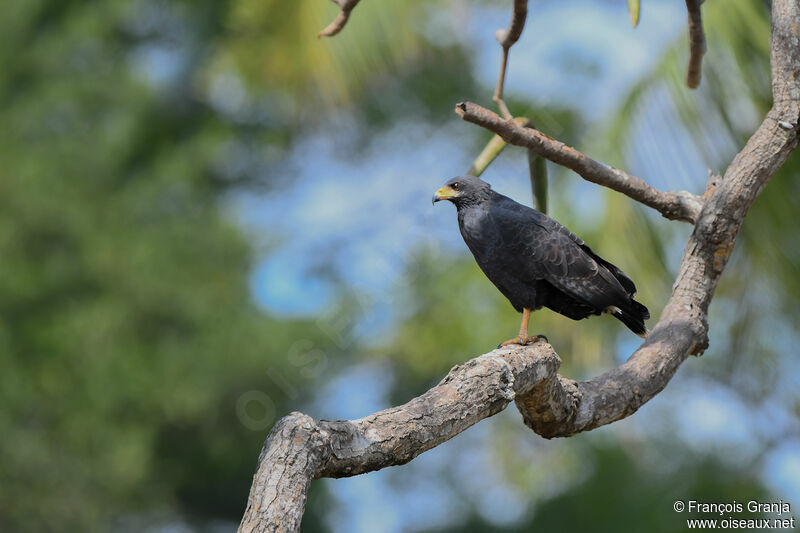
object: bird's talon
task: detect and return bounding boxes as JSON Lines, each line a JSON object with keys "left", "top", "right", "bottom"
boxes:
{"left": 497, "top": 333, "right": 550, "bottom": 348}
{"left": 498, "top": 335, "right": 526, "bottom": 348}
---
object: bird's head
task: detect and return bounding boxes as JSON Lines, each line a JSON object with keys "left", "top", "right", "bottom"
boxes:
{"left": 432, "top": 175, "right": 492, "bottom": 207}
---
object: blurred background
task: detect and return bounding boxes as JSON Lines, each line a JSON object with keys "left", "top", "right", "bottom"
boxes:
{"left": 1, "top": 0, "right": 798, "bottom": 531}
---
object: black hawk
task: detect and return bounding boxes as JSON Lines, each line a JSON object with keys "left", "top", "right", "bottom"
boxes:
{"left": 432, "top": 175, "right": 649, "bottom": 347}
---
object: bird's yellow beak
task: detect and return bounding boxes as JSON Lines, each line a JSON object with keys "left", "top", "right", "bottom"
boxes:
{"left": 432, "top": 186, "right": 457, "bottom": 204}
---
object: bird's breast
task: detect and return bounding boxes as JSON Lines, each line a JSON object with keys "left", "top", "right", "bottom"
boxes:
{"left": 458, "top": 210, "right": 492, "bottom": 247}
{"left": 458, "top": 209, "right": 507, "bottom": 266}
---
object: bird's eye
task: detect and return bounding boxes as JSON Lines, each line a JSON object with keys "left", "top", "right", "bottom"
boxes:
{"left": 452, "top": 182, "right": 459, "bottom": 190}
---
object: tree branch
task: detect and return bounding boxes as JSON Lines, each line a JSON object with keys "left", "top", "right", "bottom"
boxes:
{"left": 455, "top": 101, "right": 703, "bottom": 223}
{"left": 467, "top": 133, "right": 508, "bottom": 177}
{"left": 685, "top": 0, "right": 707, "bottom": 89}
{"left": 317, "top": 0, "right": 362, "bottom": 38}
{"left": 466, "top": 116, "right": 549, "bottom": 213}
{"left": 239, "top": 414, "right": 328, "bottom": 533}
{"left": 466, "top": 117, "right": 530, "bottom": 177}
{"left": 238, "top": 345, "right": 562, "bottom": 532}
{"left": 493, "top": 0, "right": 528, "bottom": 119}
{"left": 241, "top": 1, "right": 798, "bottom": 530}
{"left": 318, "top": 345, "right": 561, "bottom": 477}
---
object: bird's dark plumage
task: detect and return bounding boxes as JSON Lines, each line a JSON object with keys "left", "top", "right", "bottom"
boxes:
{"left": 433, "top": 175, "right": 650, "bottom": 337}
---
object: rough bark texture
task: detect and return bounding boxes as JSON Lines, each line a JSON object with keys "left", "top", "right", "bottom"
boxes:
{"left": 239, "top": 414, "right": 328, "bottom": 533}
{"left": 319, "top": 345, "right": 561, "bottom": 477}
{"left": 240, "top": 1, "right": 799, "bottom": 531}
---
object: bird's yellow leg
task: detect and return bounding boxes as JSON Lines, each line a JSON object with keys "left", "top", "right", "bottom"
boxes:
{"left": 498, "top": 308, "right": 546, "bottom": 347}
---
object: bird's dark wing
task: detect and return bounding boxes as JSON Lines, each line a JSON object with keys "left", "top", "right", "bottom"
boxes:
{"left": 549, "top": 217, "right": 638, "bottom": 297}
{"left": 490, "top": 198, "right": 630, "bottom": 309}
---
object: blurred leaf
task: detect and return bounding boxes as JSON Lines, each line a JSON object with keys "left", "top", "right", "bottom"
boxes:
{"left": 628, "top": 0, "right": 641, "bottom": 28}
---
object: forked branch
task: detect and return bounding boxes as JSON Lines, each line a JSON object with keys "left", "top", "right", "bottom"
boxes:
{"left": 456, "top": 101, "right": 703, "bottom": 223}
{"left": 242, "top": 1, "right": 799, "bottom": 531}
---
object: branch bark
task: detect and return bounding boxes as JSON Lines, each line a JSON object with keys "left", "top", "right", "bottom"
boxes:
{"left": 242, "top": 1, "right": 798, "bottom": 530}
{"left": 685, "top": 0, "right": 707, "bottom": 88}
{"left": 465, "top": 116, "right": 549, "bottom": 213}
{"left": 493, "top": 0, "right": 529, "bottom": 119}
{"left": 466, "top": 117, "right": 530, "bottom": 177}
{"left": 455, "top": 101, "right": 704, "bottom": 223}
{"left": 317, "top": 0, "right": 362, "bottom": 38}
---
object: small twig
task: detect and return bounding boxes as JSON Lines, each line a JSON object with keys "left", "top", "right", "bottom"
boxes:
{"left": 318, "top": 0, "right": 362, "bottom": 38}
{"left": 493, "top": 0, "right": 528, "bottom": 119}
{"left": 685, "top": 0, "right": 707, "bottom": 88}
{"left": 467, "top": 117, "right": 530, "bottom": 176}
{"left": 468, "top": 133, "right": 509, "bottom": 177}
{"left": 467, "top": 117, "right": 548, "bottom": 213}
{"left": 493, "top": 50, "right": 513, "bottom": 119}
{"left": 456, "top": 101, "right": 704, "bottom": 223}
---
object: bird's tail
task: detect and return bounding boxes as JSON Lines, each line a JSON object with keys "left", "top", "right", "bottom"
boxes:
{"left": 612, "top": 299, "right": 650, "bottom": 338}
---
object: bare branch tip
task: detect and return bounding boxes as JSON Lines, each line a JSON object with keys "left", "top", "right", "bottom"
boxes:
{"left": 684, "top": 0, "right": 706, "bottom": 88}
{"left": 495, "top": 29, "right": 509, "bottom": 46}
{"left": 318, "top": 0, "right": 362, "bottom": 38}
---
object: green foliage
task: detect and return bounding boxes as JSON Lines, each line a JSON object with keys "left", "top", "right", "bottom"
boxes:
{"left": 0, "top": 0, "right": 475, "bottom": 529}
{"left": 219, "top": 0, "right": 426, "bottom": 107}
{"left": 0, "top": 1, "right": 344, "bottom": 530}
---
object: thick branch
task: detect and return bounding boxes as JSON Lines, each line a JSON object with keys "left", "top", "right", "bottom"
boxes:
{"left": 685, "top": 0, "right": 707, "bottom": 88}
{"left": 318, "top": 345, "right": 560, "bottom": 476}
{"left": 241, "top": 1, "right": 798, "bottom": 530}
{"left": 317, "top": 0, "right": 362, "bottom": 38}
{"left": 239, "top": 345, "right": 562, "bottom": 531}
{"left": 519, "top": 0, "right": 800, "bottom": 439}
{"left": 771, "top": 0, "right": 800, "bottom": 116}
{"left": 456, "top": 101, "right": 703, "bottom": 223}
{"left": 522, "top": 0, "right": 799, "bottom": 434}
{"left": 239, "top": 414, "right": 328, "bottom": 533}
